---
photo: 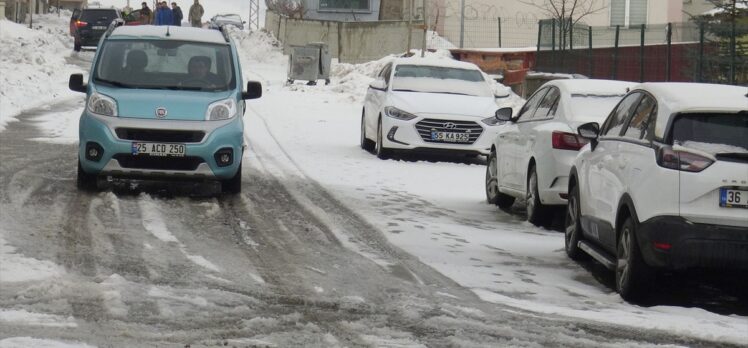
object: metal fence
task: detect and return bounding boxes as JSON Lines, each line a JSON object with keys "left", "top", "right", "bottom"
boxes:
{"left": 430, "top": 16, "right": 538, "bottom": 49}
{"left": 535, "top": 19, "right": 748, "bottom": 85}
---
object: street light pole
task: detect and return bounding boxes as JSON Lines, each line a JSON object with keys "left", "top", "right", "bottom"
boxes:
{"left": 421, "top": 0, "right": 427, "bottom": 57}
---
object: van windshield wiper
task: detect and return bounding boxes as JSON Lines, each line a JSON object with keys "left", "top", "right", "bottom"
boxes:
{"left": 94, "top": 77, "right": 133, "bottom": 88}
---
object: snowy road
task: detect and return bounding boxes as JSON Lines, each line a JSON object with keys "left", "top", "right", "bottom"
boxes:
{"left": 1, "top": 17, "right": 747, "bottom": 347}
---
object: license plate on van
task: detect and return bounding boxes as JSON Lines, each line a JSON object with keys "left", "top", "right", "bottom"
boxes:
{"left": 132, "top": 142, "right": 186, "bottom": 157}
{"left": 720, "top": 188, "right": 747, "bottom": 208}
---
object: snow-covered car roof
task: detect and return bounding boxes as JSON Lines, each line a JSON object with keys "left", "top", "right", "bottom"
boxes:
{"left": 635, "top": 82, "right": 748, "bottom": 139}
{"left": 109, "top": 25, "right": 227, "bottom": 44}
{"left": 391, "top": 57, "right": 482, "bottom": 71}
{"left": 544, "top": 79, "right": 636, "bottom": 96}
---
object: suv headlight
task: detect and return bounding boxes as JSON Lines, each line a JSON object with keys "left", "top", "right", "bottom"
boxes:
{"left": 481, "top": 116, "right": 502, "bottom": 126}
{"left": 87, "top": 92, "right": 118, "bottom": 117}
{"left": 384, "top": 106, "right": 417, "bottom": 121}
{"left": 206, "top": 98, "right": 238, "bottom": 121}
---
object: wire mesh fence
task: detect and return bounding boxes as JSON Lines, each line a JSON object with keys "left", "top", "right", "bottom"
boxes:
{"left": 429, "top": 17, "right": 538, "bottom": 49}
{"left": 535, "top": 19, "right": 748, "bottom": 85}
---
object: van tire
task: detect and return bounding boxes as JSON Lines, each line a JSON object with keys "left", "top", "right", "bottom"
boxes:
{"left": 221, "top": 164, "right": 242, "bottom": 194}
{"left": 76, "top": 160, "right": 98, "bottom": 191}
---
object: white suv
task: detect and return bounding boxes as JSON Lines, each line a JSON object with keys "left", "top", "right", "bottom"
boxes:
{"left": 565, "top": 83, "right": 748, "bottom": 302}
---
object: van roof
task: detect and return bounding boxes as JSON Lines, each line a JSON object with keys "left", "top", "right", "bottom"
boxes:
{"left": 109, "top": 25, "right": 227, "bottom": 44}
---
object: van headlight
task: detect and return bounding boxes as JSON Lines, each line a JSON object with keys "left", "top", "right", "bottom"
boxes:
{"left": 87, "top": 92, "right": 118, "bottom": 117}
{"left": 384, "top": 106, "right": 417, "bottom": 121}
{"left": 206, "top": 98, "right": 238, "bottom": 121}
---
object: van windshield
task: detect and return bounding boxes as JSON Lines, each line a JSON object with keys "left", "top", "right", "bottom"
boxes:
{"left": 94, "top": 40, "right": 235, "bottom": 91}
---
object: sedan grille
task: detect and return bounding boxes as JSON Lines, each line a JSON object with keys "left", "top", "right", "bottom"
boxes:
{"left": 415, "top": 119, "right": 484, "bottom": 144}
{"left": 112, "top": 154, "right": 204, "bottom": 171}
{"left": 115, "top": 128, "right": 205, "bottom": 143}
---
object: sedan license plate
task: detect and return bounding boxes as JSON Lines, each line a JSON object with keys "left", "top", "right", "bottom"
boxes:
{"left": 720, "top": 188, "right": 747, "bottom": 208}
{"left": 92, "top": 26, "right": 107, "bottom": 30}
{"left": 431, "top": 131, "right": 470, "bottom": 143}
{"left": 132, "top": 142, "right": 186, "bottom": 157}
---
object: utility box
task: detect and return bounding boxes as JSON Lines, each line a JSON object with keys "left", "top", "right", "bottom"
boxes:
{"left": 287, "top": 42, "right": 331, "bottom": 85}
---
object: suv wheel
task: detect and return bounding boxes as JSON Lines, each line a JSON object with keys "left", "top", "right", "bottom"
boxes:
{"left": 526, "top": 167, "right": 549, "bottom": 226}
{"left": 360, "top": 113, "right": 374, "bottom": 152}
{"left": 616, "top": 216, "right": 652, "bottom": 302}
{"left": 375, "top": 117, "right": 390, "bottom": 159}
{"left": 76, "top": 160, "right": 98, "bottom": 191}
{"left": 221, "top": 163, "right": 242, "bottom": 194}
{"left": 565, "top": 182, "right": 587, "bottom": 260}
{"left": 486, "top": 151, "right": 514, "bottom": 208}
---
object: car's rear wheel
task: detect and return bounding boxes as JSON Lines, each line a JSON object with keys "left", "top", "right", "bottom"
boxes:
{"left": 565, "top": 182, "right": 587, "bottom": 260}
{"left": 375, "top": 117, "right": 390, "bottom": 160}
{"left": 74, "top": 39, "right": 82, "bottom": 52}
{"left": 360, "top": 113, "right": 374, "bottom": 152}
{"left": 526, "top": 166, "right": 550, "bottom": 226}
{"left": 616, "top": 216, "right": 652, "bottom": 302}
{"left": 486, "top": 151, "right": 514, "bottom": 209}
{"left": 221, "top": 163, "right": 242, "bottom": 194}
{"left": 76, "top": 160, "right": 98, "bottom": 191}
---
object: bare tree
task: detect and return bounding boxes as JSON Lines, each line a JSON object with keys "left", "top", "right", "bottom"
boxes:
{"left": 265, "top": 0, "right": 306, "bottom": 19}
{"left": 518, "top": 0, "right": 606, "bottom": 50}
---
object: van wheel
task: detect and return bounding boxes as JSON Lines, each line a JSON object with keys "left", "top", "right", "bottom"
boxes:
{"left": 221, "top": 164, "right": 242, "bottom": 194}
{"left": 565, "top": 182, "right": 587, "bottom": 260}
{"left": 526, "top": 166, "right": 549, "bottom": 226}
{"left": 74, "top": 39, "right": 82, "bottom": 52}
{"left": 486, "top": 151, "right": 514, "bottom": 209}
{"left": 616, "top": 216, "right": 652, "bottom": 302}
{"left": 76, "top": 160, "right": 98, "bottom": 191}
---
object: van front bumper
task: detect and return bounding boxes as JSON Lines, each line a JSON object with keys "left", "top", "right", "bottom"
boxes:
{"left": 78, "top": 112, "right": 244, "bottom": 180}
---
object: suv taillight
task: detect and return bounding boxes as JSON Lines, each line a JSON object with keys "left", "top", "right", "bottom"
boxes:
{"left": 75, "top": 20, "right": 88, "bottom": 28}
{"left": 552, "top": 131, "right": 589, "bottom": 151}
{"left": 657, "top": 147, "right": 714, "bottom": 172}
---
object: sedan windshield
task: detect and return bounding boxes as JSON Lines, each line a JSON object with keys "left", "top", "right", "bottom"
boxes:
{"left": 391, "top": 65, "right": 492, "bottom": 97}
{"left": 94, "top": 40, "right": 235, "bottom": 91}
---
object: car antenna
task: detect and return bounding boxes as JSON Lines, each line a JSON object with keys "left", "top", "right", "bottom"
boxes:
{"left": 166, "top": 26, "right": 171, "bottom": 37}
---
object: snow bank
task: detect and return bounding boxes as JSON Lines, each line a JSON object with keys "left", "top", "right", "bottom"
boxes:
{"left": 0, "top": 337, "right": 95, "bottom": 348}
{"left": 0, "top": 16, "right": 80, "bottom": 132}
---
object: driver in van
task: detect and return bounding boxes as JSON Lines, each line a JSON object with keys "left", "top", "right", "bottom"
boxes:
{"left": 185, "top": 56, "right": 223, "bottom": 87}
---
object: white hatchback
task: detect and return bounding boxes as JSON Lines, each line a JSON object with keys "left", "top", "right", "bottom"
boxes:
{"left": 566, "top": 83, "right": 748, "bottom": 302}
{"left": 485, "top": 79, "right": 635, "bottom": 225}
{"left": 361, "top": 57, "right": 509, "bottom": 158}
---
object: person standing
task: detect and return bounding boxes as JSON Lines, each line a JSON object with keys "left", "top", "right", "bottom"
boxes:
{"left": 139, "top": 2, "right": 153, "bottom": 25}
{"left": 188, "top": 0, "right": 203, "bottom": 28}
{"left": 155, "top": 2, "right": 174, "bottom": 26}
{"left": 171, "top": 2, "right": 183, "bottom": 26}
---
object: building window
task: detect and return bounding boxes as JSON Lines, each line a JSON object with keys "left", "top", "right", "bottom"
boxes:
{"left": 610, "top": 0, "right": 647, "bottom": 27}
{"left": 318, "top": 0, "right": 370, "bottom": 11}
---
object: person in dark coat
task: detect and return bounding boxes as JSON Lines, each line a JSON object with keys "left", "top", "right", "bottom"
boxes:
{"left": 139, "top": 2, "right": 152, "bottom": 25}
{"left": 155, "top": 1, "right": 174, "bottom": 26}
{"left": 171, "top": 2, "right": 183, "bottom": 26}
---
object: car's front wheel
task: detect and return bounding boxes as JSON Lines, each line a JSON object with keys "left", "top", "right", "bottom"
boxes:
{"left": 526, "top": 166, "right": 550, "bottom": 226}
{"left": 360, "top": 113, "right": 374, "bottom": 152}
{"left": 565, "top": 182, "right": 587, "bottom": 260}
{"left": 221, "top": 163, "right": 242, "bottom": 194}
{"left": 76, "top": 160, "right": 98, "bottom": 191}
{"left": 375, "top": 117, "right": 390, "bottom": 159}
{"left": 486, "top": 151, "right": 514, "bottom": 209}
{"left": 616, "top": 216, "right": 652, "bottom": 302}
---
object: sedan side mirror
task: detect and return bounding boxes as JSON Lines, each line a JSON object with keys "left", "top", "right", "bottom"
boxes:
{"left": 369, "top": 79, "right": 387, "bottom": 91}
{"left": 495, "top": 107, "right": 513, "bottom": 122}
{"left": 242, "top": 81, "right": 262, "bottom": 100}
{"left": 577, "top": 122, "right": 600, "bottom": 149}
{"left": 69, "top": 73, "right": 86, "bottom": 93}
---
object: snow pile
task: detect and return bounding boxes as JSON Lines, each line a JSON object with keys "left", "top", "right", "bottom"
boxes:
{"left": 228, "top": 27, "right": 284, "bottom": 64}
{"left": 0, "top": 337, "right": 95, "bottom": 348}
{"left": 0, "top": 16, "right": 80, "bottom": 132}
{"left": 427, "top": 30, "right": 456, "bottom": 49}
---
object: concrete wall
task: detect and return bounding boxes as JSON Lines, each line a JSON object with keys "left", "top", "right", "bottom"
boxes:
{"left": 266, "top": 10, "right": 425, "bottom": 64}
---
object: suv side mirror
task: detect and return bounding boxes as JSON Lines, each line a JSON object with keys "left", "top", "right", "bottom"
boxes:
{"left": 69, "top": 73, "right": 87, "bottom": 93}
{"left": 577, "top": 122, "right": 600, "bottom": 149}
{"left": 495, "top": 107, "right": 513, "bottom": 122}
{"left": 243, "top": 81, "right": 262, "bottom": 100}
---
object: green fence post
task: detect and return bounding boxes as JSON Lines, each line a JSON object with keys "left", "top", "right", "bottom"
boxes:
{"left": 666, "top": 23, "right": 672, "bottom": 82}
{"left": 613, "top": 25, "right": 620, "bottom": 79}
{"left": 588, "top": 26, "right": 593, "bottom": 77}
{"left": 640, "top": 24, "right": 645, "bottom": 82}
{"left": 730, "top": 13, "right": 737, "bottom": 85}
{"left": 498, "top": 17, "right": 502, "bottom": 48}
{"left": 699, "top": 21, "right": 705, "bottom": 82}
{"left": 537, "top": 20, "right": 543, "bottom": 52}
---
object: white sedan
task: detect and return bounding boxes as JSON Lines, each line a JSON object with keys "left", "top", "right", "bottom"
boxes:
{"left": 361, "top": 58, "right": 508, "bottom": 158}
{"left": 485, "top": 79, "right": 635, "bottom": 226}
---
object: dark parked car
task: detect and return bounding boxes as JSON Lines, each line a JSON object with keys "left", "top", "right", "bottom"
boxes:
{"left": 70, "top": 8, "right": 122, "bottom": 51}
{"left": 123, "top": 9, "right": 145, "bottom": 26}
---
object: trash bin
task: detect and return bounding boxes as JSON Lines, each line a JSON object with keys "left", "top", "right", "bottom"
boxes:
{"left": 287, "top": 42, "right": 331, "bottom": 86}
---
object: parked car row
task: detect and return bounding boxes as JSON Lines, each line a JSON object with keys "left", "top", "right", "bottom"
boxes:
{"left": 359, "top": 58, "right": 747, "bottom": 302}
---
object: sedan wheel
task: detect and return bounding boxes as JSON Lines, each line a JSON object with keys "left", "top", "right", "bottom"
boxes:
{"left": 486, "top": 151, "right": 514, "bottom": 209}
{"left": 360, "top": 113, "right": 374, "bottom": 152}
{"left": 375, "top": 117, "right": 390, "bottom": 159}
{"left": 526, "top": 167, "right": 549, "bottom": 226}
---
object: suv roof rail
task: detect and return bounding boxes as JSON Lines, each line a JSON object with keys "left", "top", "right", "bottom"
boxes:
{"left": 209, "top": 24, "right": 231, "bottom": 43}
{"left": 104, "top": 18, "right": 125, "bottom": 38}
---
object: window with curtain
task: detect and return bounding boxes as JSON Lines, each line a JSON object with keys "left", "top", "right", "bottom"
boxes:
{"left": 610, "top": 0, "right": 648, "bottom": 27}
{"left": 318, "top": 0, "right": 370, "bottom": 11}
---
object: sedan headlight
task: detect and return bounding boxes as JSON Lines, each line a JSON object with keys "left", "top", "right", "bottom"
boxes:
{"left": 206, "top": 98, "right": 238, "bottom": 121}
{"left": 87, "top": 92, "right": 118, "bottom": 117}
{"left": 384, "top": 106, "right": 417, "bottom": 121}
{"left": 481, "top": 115, "right": 503, "bottom": 126}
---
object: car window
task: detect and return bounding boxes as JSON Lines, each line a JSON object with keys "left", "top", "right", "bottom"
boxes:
{"left": 623, "top": 95, "right": 656, "bottom": 140}
{"left": 81, "top": 10, "right": 119, "bottom": 22}
{"left": 72, "top": 8, "right": 81, "bottom": 19}
{"left": 671, "top": 113, "right": 748, "bottom": 154}
{"left": 533, "top": 86, "right": 560, "bottom": 120}
{"left": 601, "top": 92, "right": 641, "bottom": 136}
{"left": 381, "top": 64, "right": 392, "bottom": 85}
{"left": 516, "top": 87, "right": 548, "bottom": 122}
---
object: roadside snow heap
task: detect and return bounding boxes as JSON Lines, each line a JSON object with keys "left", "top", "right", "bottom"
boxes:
{"left": 0, "top": 15, "right": 80, "bottom": 131}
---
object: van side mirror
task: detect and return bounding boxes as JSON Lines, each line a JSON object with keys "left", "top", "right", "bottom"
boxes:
{"left": 243, "top": 81, "right": 262, "bottom": 100}
{"left": 495, "top": 107, "right": 513, "bottom": 122}
{"left": 69, "top": 73, "right": 87, "bottom": 93}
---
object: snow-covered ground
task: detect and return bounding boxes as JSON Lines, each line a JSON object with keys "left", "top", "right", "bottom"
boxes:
{"left": 0, "top": 13, "right": 747, "bottom": 347}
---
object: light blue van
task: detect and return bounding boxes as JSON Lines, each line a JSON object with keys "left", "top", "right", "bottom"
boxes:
{"left": 69, "top": 23, "right": 261, "bottom": 193}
